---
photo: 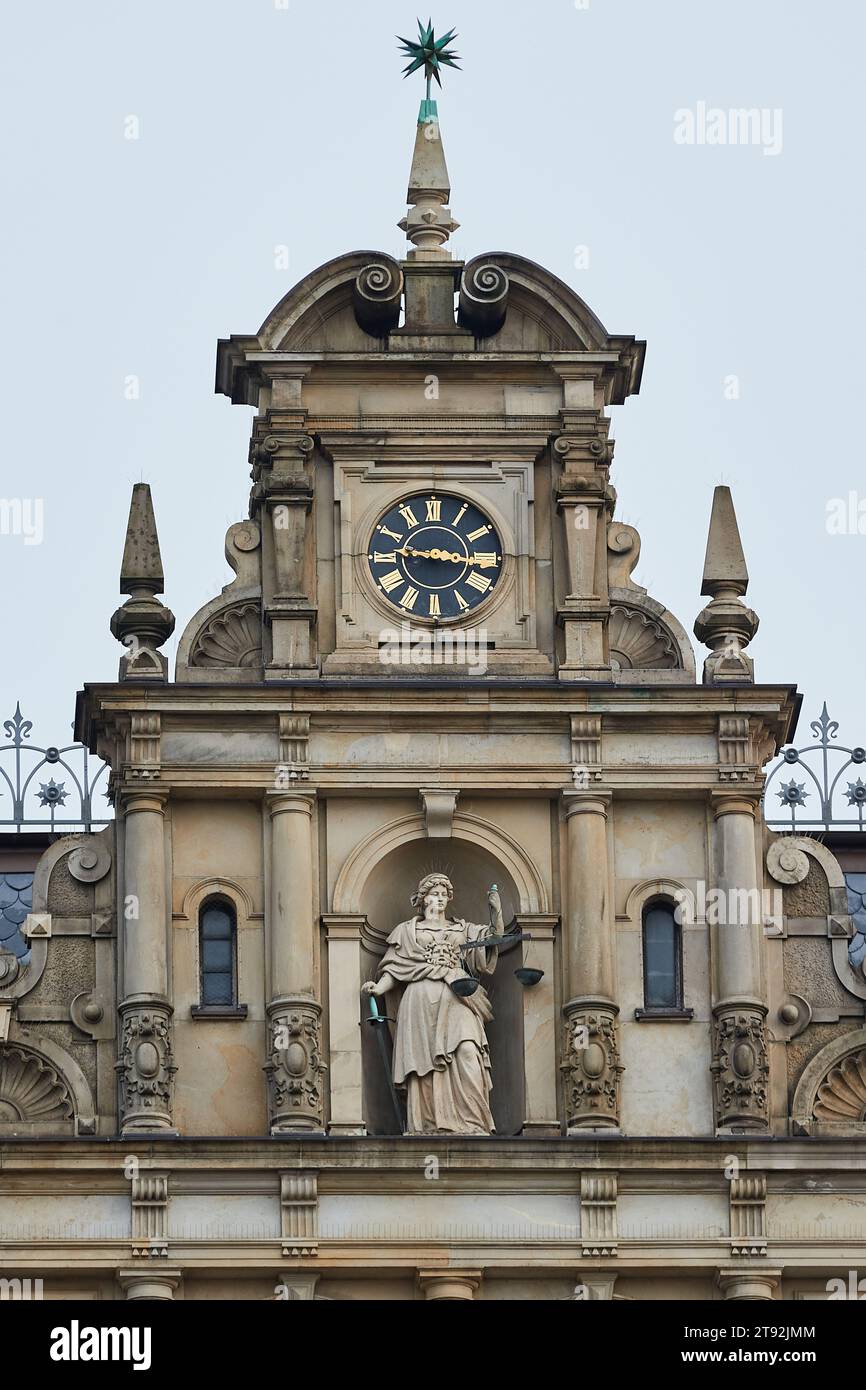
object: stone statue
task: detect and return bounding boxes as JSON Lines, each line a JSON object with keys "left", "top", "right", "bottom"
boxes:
{"left": 362, "top": 872, "right": 502, "bottom": 1135}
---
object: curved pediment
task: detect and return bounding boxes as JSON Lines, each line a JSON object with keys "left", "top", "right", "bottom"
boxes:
{"left": 258, "top": 251, "right": 392, "bottom": 351}
{"left": 467, "top": 252, "right": 617, "bottom": 352}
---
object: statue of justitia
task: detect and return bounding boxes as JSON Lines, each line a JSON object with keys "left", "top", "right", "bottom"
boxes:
{"left": 362, "top": 873, "right": 501, "bottom": 1135}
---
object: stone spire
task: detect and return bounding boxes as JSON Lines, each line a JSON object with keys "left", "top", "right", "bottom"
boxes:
{"left": 694, "top": 485, "right": 759, "bottom": 684}
{"left": 110, "top": 484, "right": 175, "bottom": 681}
{"left": 398, "top": 107, "right": 459, "bottom": 259}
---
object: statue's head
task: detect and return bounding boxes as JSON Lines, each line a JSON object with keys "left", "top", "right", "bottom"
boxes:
{"left": 411, "top": 872, "right": 454, "bottom": 914}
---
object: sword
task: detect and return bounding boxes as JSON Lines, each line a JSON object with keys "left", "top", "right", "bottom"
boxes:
{"left": 365, "top": 994, "right": 405, "bottom": 1134}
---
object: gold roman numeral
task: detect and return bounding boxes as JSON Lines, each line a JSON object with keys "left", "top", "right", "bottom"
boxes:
{"left": 473, "top": 552, "right": 499, "bottom": 569}
{"left": 467, "top": 525, "right": 490, "bottom": 542}
{"left": 380, "top": 571, "right": 403, "bottom": 593}
{"left": 379, "top": 525, "right": 402, "bottom": 542}
{"left": 399, "top": 505, "right": 419, "bottom": 529}
{"left": 455, "top": 591, "right": 470, "bottom": 611}
{"left": 425, "top": 498, "right": 441, "bottom": 522}
{"left": 372, "top": 551, "right": 396, "bottom": 564}
{"left": 429, "top": 594, "right": 441, "bottom": 617}
{"left": 400, "top": 587, "right": 419, "bottom": 611}
{"left": 453, "top": 503, "right": 468, "bottom": 526}
{"left": 466, "top": 572, "right": 492, "bottom": 594}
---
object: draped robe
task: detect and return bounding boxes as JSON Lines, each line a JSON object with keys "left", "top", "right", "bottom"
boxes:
{"left": 379, "top": 917, "right": 498, "bottom": 1136}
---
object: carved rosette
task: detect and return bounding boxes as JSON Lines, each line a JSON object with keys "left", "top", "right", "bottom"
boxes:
{"left": 561, "top": 1002, "right": 622, "bottom": 1130}
{"left": 117, "top": 1003, "right": 177, "bottom": 1133}
{"left": 266, "top": 1001, "right": 326, "bottom": 1133}
{"left": 711, "top": 1006, "right": 770, "bottom": 1130}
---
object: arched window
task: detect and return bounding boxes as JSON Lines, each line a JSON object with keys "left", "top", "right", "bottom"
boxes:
{"left": 197, "top": 899, "right": 239, "bottom": 1011}
{"left": 637, "top": 900, "right": 691, "bottom": 1020}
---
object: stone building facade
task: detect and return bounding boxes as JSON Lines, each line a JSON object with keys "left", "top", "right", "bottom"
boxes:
{"left": 1, "top": 102, "right": 864, "bottom": 1303}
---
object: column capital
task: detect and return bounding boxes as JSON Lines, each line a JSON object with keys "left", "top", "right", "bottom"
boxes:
{"left": 562, "top": 791, "right": 611, "bottom": 820}
{"left": 121, "top": 787, "right": 170, "bottom": 818}
{"left": 716, "top": 1269, "right": 782, "bottom": 1301}
{"left": 267, "top": 790, "right": 317, "bottom": 819}
{"left": 417, "top": 1269, "right": 483, "bottom": 1301}
{"left": 322, "top": 912, "right": 367, "bottom": 942}
{"left": 117, "top": 1268, "right": 183, "bottom": 1300}
{"left": 711, "top": 791, "right": 760, "bottom": 821}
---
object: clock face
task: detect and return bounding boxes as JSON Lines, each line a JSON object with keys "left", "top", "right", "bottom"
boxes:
{"left": 368, "top": 493, "right": 503, "bottom": 619}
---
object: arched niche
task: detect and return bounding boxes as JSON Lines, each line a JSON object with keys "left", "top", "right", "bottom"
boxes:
{"left": 355, "top": 834, "right": 526, "bottom": 1140}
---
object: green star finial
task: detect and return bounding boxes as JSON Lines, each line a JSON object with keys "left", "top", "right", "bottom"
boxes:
{"left": 397, "top": 18, "right": 461, "bottom": 117}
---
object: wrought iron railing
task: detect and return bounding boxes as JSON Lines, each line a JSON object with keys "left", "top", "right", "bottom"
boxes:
{"left": 0, "top": 704, "right": 111, "bottom": 834}
{"left": 763, "top": 704, "right": 866, "bottom": 832}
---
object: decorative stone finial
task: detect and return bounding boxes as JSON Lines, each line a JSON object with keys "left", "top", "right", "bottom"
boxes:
{"left": 397, "top": 20, "right": 461, "bottom": 259}
{"left": 694, "top": 485, "right": 758, "bottom": 684}
{"left": 110, "top": 484, "right": 175, "bottom": 682}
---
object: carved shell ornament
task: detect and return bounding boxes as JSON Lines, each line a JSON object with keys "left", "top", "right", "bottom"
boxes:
{"left": 191, "top": 602, "right": 263, "bottom": 668}
{"left": 814, "top": 1047, "right": 866, "bottom": 1123}
{"left": 609, "top": 605, "right": 679, "bottom": 670}
{"left": 0, "top": 1045, "right": 74, "bottom": 1124}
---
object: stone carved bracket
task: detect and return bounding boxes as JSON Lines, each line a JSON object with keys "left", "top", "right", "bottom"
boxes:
{"left": 266, "top": 1002, "right": 326, "bottom": 1134}
{"left": 570, "top": 716, "right": 603, "bottom": 785}
{"left": 561, "top": 1001, "right": 622, "bottom": 1131}
{"left": 131, "top": 1174, "right": 169, "bottom": 1259}
{"left": 420, "top": 788, "right": 460, "bottom": 838}
{"left": 281, "top": 1172, "right": 319, "bottom": 1257}
{"left": 277, "top": 715, "right": 311, "bottom": 784}
{"left": 580, "top": 1174, "right": 618, "bottom": 1257}
{"left": 730, "top": 1175, "right": 767, "bottom": 1256}
{"left": 117, "top": 1003, "right": 177, "bottom": 1134}
{"left": 711, "top": 1006, "right": 770, "bottom": 1132}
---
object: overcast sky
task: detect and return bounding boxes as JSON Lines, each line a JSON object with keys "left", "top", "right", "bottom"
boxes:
{"left": 1, "top": 1, "right": 863, "bottom": 784}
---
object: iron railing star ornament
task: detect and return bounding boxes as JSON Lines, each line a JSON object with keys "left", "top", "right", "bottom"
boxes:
{"left": 763, "top": 703, "right": 866, "bottom": 832}
{"left": 0, "top": 703, "right": 110, "bottom": 834}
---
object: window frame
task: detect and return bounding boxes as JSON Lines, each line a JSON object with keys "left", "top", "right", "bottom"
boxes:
{"left": 635, "top": 896, "right": 693, "bottom": 1022}
{"left": 191, "top": 895, "right": 247, "bottom": 1020}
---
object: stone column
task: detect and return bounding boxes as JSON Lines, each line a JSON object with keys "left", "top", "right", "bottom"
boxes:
{"left": 561, "top": 793, "right": 622, "bottom": 1132}
{"left": 518, "top": 914, "right": 560, "bottom": 1135}
{"left": 265, "top": 792, "right": 325, "bottom": 1133}
{"left": 117, "top": 1269, "right": 182, "bottom": 1300}
{"left": 710, "top": 794, "right": 770, "bottom": 1133}
{"left": 323, "top": 914, "right": 366, "bottom": 1136}
{"left": 717, "top": 1270, "right": 781, "bottom": 1301}
{"left": 418, "top": 1270, "right": 483, "bottom": 1301}
{"left": 118, "top": 790, "right": 176, "bottom": 1135}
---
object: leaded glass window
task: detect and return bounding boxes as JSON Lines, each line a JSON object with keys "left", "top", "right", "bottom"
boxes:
{"left": 642, "top": 902, "right": 681, "bottom": 1010}
{"left": 199, "top": 900, "right": 236, "bottom": 1007}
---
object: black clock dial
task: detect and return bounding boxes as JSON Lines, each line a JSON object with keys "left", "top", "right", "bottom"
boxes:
{"left": 368, "top": 494, "right": 503, "bottom": 619}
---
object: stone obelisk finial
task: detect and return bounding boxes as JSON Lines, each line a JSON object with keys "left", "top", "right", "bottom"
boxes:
{"left": 693, "top": 485, "right": 759, "bottom": 684}
{"left": 397, "top": 19, "right": 461, "bottom": 260}
{"left": 110, "top": 484, "right": 175, "bottom": 682}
